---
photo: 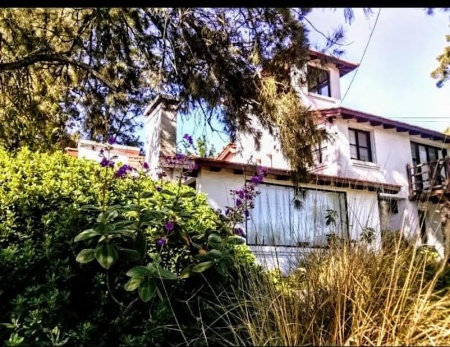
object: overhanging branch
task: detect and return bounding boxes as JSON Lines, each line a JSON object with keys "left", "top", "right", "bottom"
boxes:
{"left": 0, "top": 53, "right": 118, "bottom": 92}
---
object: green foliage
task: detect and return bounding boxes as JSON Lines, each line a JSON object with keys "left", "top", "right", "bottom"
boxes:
{"left": 0, "top": 147, "right": 256, "bottom": 346}
{"left": 0, "top": 8, "right": 346, "bottom": 191}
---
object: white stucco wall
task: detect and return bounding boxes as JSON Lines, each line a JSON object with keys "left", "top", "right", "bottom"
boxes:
{"left": 77, "top": 140, "right": 136, "bottom": 165}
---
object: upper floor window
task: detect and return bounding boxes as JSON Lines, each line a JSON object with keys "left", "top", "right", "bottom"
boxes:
{"left": 307, "top": 66, "right": 331, "bottom": 97}
{"left": 349, "top": 128, "right": 373, "bottom": 162}
{"left": 410, "top": 142, "right": 441, "bottom": 165}
{"left": 312, "top": 142, "right": 327, "bottom": 165}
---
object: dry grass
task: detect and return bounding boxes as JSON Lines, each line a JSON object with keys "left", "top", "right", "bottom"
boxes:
{"left": 208, "top": 238, "right": 450, "bottom": 346}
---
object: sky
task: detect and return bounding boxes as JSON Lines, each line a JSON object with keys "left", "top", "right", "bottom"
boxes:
{"left": 141, "top": 8, "right": 450, "bottom": 153}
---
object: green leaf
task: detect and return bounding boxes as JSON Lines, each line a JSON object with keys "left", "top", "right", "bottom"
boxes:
{"left": 216, "top": 260, "right": 229, "bottom": 277}
{"left": 208, "top": 233, "right": 222, "bottom": 248}
{"left": 119, "top": 248, "right": 141, "bottom": 262}
{"left": 192, "top": 261, "right": 215, "bottom": 273}
{"left": 226, "top": 236, "right": 246, "bottom": 245}
{"left": 80, "top": 204, "right": 101, "bottom": 211}
{"left": 191, "top": 242, "right": 202, "bottom": 250}
{"left": 208, "top": 249, "right": 223, "bottom": 259}
{"left": 95, "top": 244, "right": 119, "bottom": 269}
{"left": 124, "top": 277, "right": 143, "bottom": 291}
{"left": 113, "top": 229, "right": 135, "bottom": 239}
{"left": 154, "top": 268, "right": 178, "bottom": 280}
{"left": 134, "top": 232, "right": 148, "bottom": 258}
{"left": 75, "top": 249, "right": 96, "bottom": 263}
{"left": 180, "top": 191, "right": 196, "bottom": 198}
{"left": 139, "top": 279, "right": 156, "bottom": 302}
{"left": 126, "top": 265, "right": 152, "bottom": 278}
{"left": 179, "top": 265, "right": 195, "bottom": 279}
{"left": 159, "top": 189, "right": 175, "bottom": 196}
{"left": 141, "top": 191, "right": 153, "bottom": 198}
{"left": 74, "top": 229, "right": 101, "bottom": 242}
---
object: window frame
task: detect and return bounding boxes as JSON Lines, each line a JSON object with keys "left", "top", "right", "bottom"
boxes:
{"left": 307, "top": 65, "right": 332, "bottom": 98}
{"left": 349, "top": 128, "right": 373, "bottom": 162}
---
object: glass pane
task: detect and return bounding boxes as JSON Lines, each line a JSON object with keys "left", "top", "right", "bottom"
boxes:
{"left": 350, "top": 145, "right": 358, "bottom": 160}
{"left": 429, "top": 148, "right": 437, "bottom": 162}
{"left": 319, "top": 84, "right": 330, "bottom": 97}
{"left": 410, "top": 142, "right": 418, "bottom": 162}
{"left": 357, "top": 131, "right": 369, "bottom": 147}
{"left": 359, "top": 148, "right": 370, "bottom": 161}
{"left": 307, "top": 66, "right": 330, "bottom": 96}
{"left": 349, "top": 129, "right": 356, "bottom": 145}
{"left": 418, "top": 145, "right": 427, "bottom": 164}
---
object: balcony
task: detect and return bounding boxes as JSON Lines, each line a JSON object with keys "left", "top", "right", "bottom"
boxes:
{"left": 407, "top": 157, "right": 450, "bottom": 201}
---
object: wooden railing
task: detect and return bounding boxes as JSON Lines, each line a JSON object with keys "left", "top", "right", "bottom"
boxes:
{"left": 407, "top": 157, "right": 450, "bottom": 200}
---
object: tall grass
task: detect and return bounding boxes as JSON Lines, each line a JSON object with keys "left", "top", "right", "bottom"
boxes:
{"left": 184, "top": 235, "right": 450, "bottom": 346}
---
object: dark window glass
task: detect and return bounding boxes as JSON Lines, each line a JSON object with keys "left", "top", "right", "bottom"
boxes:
{"left": 349, "top": 129, "right": 373, "bottom": 162}
{"left": 307, "top": 66, "right": 331, "bottom": 97}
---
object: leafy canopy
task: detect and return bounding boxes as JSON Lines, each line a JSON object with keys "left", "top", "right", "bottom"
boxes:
{"left": 0, "top": 8, "right": 356, "bottom": 184}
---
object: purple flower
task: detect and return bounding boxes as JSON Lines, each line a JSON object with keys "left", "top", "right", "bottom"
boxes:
{"left": 244, "top": 210, "right": 250, "bottom": 218}
{"left": 115, "top": 164, "right": 133, "bottom": 178}
{"left": 99, "top": 149, "right": 104, "bottom": 155}
{"left": 157, "top": 171, "right": 167, "bottom": 179}
{"left": 156, "top": 186, "right": 162, "bottom": 192}
{"left": 100, "top": 157, "right": 114, "bottom": 168}
{"left": 157, "top": 237, "right": 166, "bottom": 246}
{"left": 165, "top": 221, "right": 174, "bottom": 231}
{"left": 183, "top": 134, "right": 194, "bottom": 145}
{"left": 236, "top": 189, "right": 245, "bottom": 199}
{"left": 250, "top": 175, "right": 263, "bottom": 184}
{"left": 236, "top": 198, "right": 242, "bottom": 207}
{"left": 225, "top": 208, "right": 230, "bottom": 216}
{"left": 142, "top": 162, "right": 149, "bottom": 170}
{"left": 235, "top": 227, "right": 245, "bottom": 236}
{"left": 175, "top": 153, "right": 186, "bottom": 160}
{"left": 108, "top": 136, "right": 116, "bottom": 145}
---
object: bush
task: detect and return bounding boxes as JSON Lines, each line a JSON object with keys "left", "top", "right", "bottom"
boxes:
{"left": 0, "top": 147, "right": 255, "bottom": 346}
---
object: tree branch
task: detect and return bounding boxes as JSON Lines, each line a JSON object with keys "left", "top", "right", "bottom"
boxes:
{"left": 0, "top": 52, "right": 118, "bottom": 92}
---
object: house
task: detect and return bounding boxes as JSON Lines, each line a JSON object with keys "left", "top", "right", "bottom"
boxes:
{"left": 143, "top": 50, "right": 450, "bottom": 272}
{"left": 66, "top": 139, "right": 144, "bottom": 169}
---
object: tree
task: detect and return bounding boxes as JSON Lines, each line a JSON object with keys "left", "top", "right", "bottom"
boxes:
{"left": 428, "top": 8, "right": 450, "bottom": 87}
{"left": 0, "top": 8, "right": 356, "bottom": 189}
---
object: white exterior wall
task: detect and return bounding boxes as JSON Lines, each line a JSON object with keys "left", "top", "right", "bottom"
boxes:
{"left": 231, "top": 61, "right": 342, "bottom": 171}
{"left": 197, "top": 168, "right": 382, "bottom": 273}
{"left": 77, "top": 140, "right": 135, "bottom": 165}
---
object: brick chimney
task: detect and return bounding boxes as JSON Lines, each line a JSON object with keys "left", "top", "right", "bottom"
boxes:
{"left": 144, "top": 94, "right": 179, "bottom": 178}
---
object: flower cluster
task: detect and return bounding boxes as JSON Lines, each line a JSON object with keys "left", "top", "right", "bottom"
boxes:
{"left": 225, "top": 167, "right": 267, "bottom": 237}
{"left": 183, "top": 133, "right": 194, "bottom": 145}
{"left": 100, "top": 156, "right": 115, "bottom": 168}
{"left": 108, "top": 136, "right": 116, "bottom": 145}
{"left": 115, "top": 164, "right": 133, "bottom": 178}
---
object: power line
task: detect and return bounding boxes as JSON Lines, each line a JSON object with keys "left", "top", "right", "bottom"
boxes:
{"left": 340, "top": 8, "right": 382, "bottom": 105}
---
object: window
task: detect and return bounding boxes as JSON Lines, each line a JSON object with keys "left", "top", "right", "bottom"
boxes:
{"left": 312, "top": 143, "right": 326, "bottom": 165}
{"left": 246, "top": 184, "right": 348, "bottom": 247}
{"left": 410, "top": 142, "right": 441, "bottom": 165}
{"left": 349, "top": 128, "right": 373, "bottom": 162}
{"left": 307, "top": 66, "right": 331, "bottom": 97}
{"left": 410, "top": 142, "right": 443, "bottom": 190}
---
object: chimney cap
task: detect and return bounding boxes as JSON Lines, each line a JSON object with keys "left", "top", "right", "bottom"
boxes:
{"left": 144, "top": 94, "right": 180, "bottom": 117}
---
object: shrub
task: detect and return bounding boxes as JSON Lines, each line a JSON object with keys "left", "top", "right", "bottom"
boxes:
{"left": 0, "top": 147, "right": 255, "bottom": 346}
